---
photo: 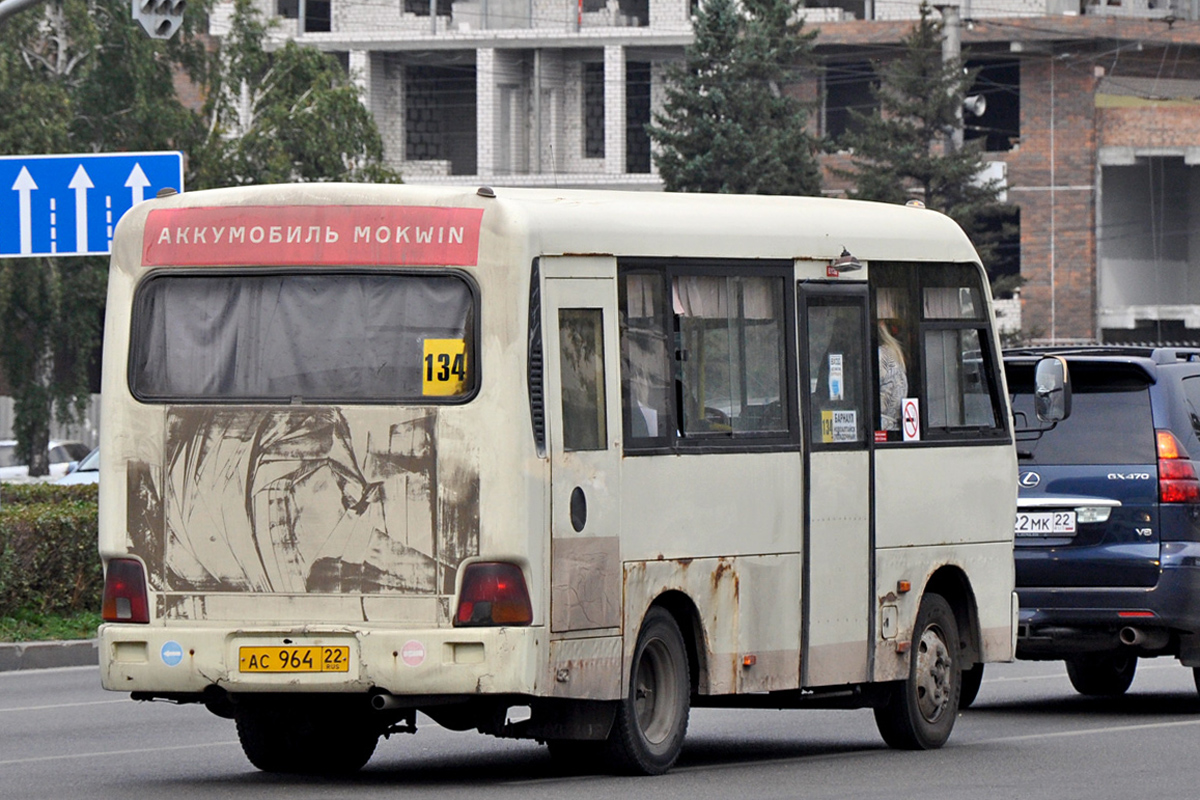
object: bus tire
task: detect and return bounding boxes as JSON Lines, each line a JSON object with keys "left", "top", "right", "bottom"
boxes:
{"left": 1066, "top": 653, "right": 1137, "bottom": 697}
{"left": 959, "top": 663, "right": 984, "bottom": 709}
{"left": 235, "top": 699, "right": 378, "bottom": 774}
{"left": 605, "top": 607, "right": 691, "bottom": 775}
{"left": 874, "top": 592, "right": 960, "bottom": 750}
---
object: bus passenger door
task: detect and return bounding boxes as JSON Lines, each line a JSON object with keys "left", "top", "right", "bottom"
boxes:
{"left": 543, "top": 265, "right": 622, "bottom": 633}
{"left": 798, "top": 283, "right": 873, "bottom": 687}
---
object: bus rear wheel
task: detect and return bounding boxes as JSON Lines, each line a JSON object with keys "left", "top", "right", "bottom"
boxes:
{"left": 605, "top": 607, "right": 691, "bottom": 775}
{"left": 874, "top": 592, "right": 960, "bottom": 750}
{"left": 235, "top": 698, "right": 378, "bottom": 774}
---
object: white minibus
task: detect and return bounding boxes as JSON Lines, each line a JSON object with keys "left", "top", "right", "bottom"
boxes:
{"left": 98, "top": 184, "right": 1019, "bottom": 775}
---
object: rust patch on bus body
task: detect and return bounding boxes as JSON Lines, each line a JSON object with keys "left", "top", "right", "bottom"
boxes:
{"left": 126, "top": 407, "right": 479, "bottom": 598}
{"left": 622, "top": 557, "right": 740, "bottom": 695}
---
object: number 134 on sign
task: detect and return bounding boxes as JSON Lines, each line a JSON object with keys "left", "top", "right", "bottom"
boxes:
{"left": 423, "top": 339, "right": 467, "bottom": 396}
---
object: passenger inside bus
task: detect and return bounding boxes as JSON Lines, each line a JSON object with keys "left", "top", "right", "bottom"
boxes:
{"left": 878, "top": 319, "right": 908, "bottom": 431}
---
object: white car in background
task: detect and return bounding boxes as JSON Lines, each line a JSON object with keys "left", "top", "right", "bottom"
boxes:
{"left": 57, "top": 447, "right": 99, "bottom": 485}
{"left": 0, "top": 439, "right": 91, "bottom": 481}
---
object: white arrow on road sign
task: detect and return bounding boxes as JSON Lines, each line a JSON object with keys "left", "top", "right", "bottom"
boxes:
{"left": 68, "top": 165, "right": 94, "bottom": 254}
{"left": 1, "top": 151, "right": 182, "bottom": 258}
{"left": 11, "top": 166, "right": 37, "bottom": 255}
{"left": 125, "top": 163, "right": 150, "bottom": 206}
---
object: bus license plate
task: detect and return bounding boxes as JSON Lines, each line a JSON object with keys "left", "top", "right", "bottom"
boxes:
{"left": 1014, "top": 511, "right": 1076, "bottom": 537}
{"left": 239, "top": 645, "right": 350, "bottom": 673}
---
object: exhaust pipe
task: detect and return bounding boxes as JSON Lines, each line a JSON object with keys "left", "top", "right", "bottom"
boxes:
{"left": 372, "top": 693, "right": 404, "bottom": 711}
{"left": 1119, "top": 627, "right": 1169, "bottom": 650}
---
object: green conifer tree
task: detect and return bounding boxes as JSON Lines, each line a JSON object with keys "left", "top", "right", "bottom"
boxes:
{"left": 648, "top": 0, "right": 822, "bottom": 195}
{"left": 838, "top": 2, "right": 1016, "bottom": 272}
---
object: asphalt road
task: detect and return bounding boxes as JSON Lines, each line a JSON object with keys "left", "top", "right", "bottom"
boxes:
{"left": 2, "top": 659, "right": 1199, "bottom": 800}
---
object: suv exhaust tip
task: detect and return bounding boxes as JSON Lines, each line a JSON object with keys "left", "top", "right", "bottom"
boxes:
{"left": 1119, "top": 626, "right": 1169, "bottom": 650}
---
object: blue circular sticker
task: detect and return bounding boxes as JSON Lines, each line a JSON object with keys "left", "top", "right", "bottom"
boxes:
{"left": 161, "top": 641, "right": 184, "bottom": 667}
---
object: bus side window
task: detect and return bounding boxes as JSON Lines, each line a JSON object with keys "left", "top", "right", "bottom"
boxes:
{"left": 620, "top": 273, "right": 673, "bottom": 441}
{"left": 674, "top": 275, "right": 788, "bottom": 436}
{"left": 922, "top": 285, "right": 998, "bottom": 430}
{"left": 870, "top": 263, "right": 1005, "bottom": 442}
{"left": 806, "top": 301, "right": 866, "bottom": 446}
{"left": 874, "top": 285, "right": 913, "bottom": 441}
{"left": 558, "top": 308, "right": 608, "bottom": 451}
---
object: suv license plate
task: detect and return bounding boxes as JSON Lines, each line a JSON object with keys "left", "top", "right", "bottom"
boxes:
{"left": 239, "top": 645, "right": 350, "bottom": 673}
{"left": 1015, "top": 510, "right": 1077, "bottom": 537}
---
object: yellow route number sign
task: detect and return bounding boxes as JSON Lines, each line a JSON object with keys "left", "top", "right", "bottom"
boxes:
{"left": 423, "top": 339, "right": 467, "bottom": 396}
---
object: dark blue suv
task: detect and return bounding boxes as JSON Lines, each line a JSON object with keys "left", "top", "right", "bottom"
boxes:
{"left": 1005, "top": 347, "right": 1200, "bottom": 696}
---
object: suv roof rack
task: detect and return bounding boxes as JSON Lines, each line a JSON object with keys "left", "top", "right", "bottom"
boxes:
{"left": 1003, "top": 345, "right": 1200, "bottom": 364}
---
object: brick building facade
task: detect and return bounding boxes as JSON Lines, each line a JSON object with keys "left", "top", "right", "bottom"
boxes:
{"left": 211, "top": 0, "right": 1200, "bottom": 343}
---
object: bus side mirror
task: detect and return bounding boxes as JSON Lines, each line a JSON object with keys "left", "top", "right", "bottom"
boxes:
{"left": 1034, "top": 356, "right": 1071, "bottom": 423}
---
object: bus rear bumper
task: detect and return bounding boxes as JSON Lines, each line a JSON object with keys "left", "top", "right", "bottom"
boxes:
{"left": 99, "top": 623, "right": 544, "bottom": 697}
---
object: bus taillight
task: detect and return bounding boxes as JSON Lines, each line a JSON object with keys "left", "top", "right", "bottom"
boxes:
{"left": 455, "top": 562, "right": 533, "bottom": 627}
{"left": 101, "top": 558, "right": 150, "bottom": 623}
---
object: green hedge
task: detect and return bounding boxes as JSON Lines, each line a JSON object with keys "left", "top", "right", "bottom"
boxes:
{"left": 0, "top": 484, "right": 101, "bottom": 617}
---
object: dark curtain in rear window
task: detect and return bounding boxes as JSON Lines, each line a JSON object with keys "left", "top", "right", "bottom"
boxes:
{"left": 1008, "top": 362, "right": 1155, "bottom": 465}
{"left": 131, "top": 273, "right": 475, "bottom": 403}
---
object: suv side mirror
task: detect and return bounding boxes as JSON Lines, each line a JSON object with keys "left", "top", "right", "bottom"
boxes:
{"left": 1034, "top": 356, "right": 1071, "bottom": 422}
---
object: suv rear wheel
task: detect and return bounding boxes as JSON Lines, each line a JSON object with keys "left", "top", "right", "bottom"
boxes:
{"left": 1065, "top": 653, "right": 1137, "bottom": 697}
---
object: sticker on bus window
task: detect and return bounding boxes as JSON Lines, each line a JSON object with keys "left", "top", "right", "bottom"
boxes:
{"left": 821, "top": 410, "right": 857, "bottom": 443}
{"left": 423, "top": 339, "right": 467, "bottom": 396}
{"left": 828, "top": 354, "right": 844, "bottom": 401}
{"left": 902, "top": 397, "right": 921, "bottom": 442}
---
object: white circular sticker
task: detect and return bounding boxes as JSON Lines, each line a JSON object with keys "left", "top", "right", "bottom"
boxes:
{"left": 401, "top": 640, "right": 426, "bottom": 667}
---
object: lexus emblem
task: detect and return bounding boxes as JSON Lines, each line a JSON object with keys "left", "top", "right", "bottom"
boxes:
{"left": 1019, "top": 471, "right": 1041, "bottom": 488}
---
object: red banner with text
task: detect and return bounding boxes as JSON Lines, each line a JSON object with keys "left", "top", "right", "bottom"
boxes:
{"left": 143, "top": 205, "right": 484, "bottom": 267}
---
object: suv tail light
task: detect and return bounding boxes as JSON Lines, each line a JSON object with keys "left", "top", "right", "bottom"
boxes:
{"left": 1157, "top": 430, "right": 1200, "bottom": 504}
{"left": 101, "top": 558, "right": 150, "bottom": 623}
{"left": 454, "top": 562, "right": 533, "bottom": 627}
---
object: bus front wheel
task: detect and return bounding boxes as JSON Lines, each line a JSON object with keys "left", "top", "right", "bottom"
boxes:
{"left": 605, "top": 606, "right": 691, "bottom": 775}
{"left": 874, "top": 592, "right": 961, "bottom": 750}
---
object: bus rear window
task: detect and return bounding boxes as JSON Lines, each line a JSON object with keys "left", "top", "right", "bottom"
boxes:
{"left": 130, "top": 272, "right": 476, "bottom": 403}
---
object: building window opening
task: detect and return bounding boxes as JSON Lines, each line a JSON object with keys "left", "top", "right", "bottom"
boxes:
{"left": 303, "top": 0, "right": 331, "bottom": 31}
{"left": 963, "top": 60, "right": 1019, "bottom": 153}
{"left": 406, "top": 64, "right": 478, "bottom": 176}
{"left": 405, "top": 0, "right": 453, "bottom": 16}
{"left": 626, "top": 61, "right": 651, "bottom": 173}
{"left": 823, "top": 60, "right": 876, "bottom": 145}
{"left": 584, "top": 62, "right": 605, "bottom": 159}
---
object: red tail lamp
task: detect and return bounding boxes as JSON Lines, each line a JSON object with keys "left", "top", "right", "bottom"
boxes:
{"left": 455, "top": 562, "right": 533, "bottom": 627}
{"left": 101, "top": 558, "right": 150, "bottom": 623}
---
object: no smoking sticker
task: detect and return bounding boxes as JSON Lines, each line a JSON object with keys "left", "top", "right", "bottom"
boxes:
{"left": 902, "top": 398, "right": 920, "bottom": 442}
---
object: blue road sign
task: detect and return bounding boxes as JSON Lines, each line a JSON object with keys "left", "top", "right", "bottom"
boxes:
{"left": 0, "top": 151, "right": 183, "bottom": 259}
